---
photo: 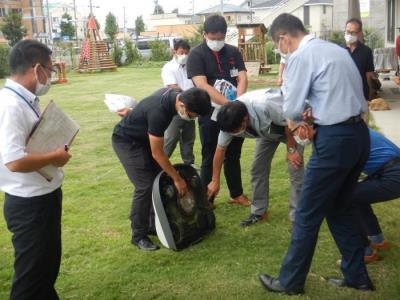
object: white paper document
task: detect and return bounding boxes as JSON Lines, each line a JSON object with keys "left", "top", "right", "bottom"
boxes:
{"left": 104, "top": 93, "right": 137, "bottom": 112}
{"left": 26, "top": 101, "right": 80, "bottom": 181}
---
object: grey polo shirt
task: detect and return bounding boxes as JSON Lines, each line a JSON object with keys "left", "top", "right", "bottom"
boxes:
{"left": 217, "top": 88, "right": 286, "bottom": 149}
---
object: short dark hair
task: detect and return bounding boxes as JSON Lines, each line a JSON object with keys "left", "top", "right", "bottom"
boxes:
{"left": 179, "top": 88, "right": 211, "bottom": 116}
{"left": 217, "top": 101, "right": 248, "bottom": 132}
{"left": 269, "top": 13, "right": 306, "bottom": 42}
{"left": 173, "top": 39, "right": 190, "bottom": 51}
{"left": 204, "top": 15, "right": 227, "bottom": 34}
{"left": 9, "top": 39, "right": 52, "bottom": 75}
{"left": 346, "top": 18, "right": 363, "bottom": 31}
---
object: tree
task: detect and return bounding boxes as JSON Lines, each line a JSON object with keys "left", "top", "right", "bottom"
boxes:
{"left": 0, "top": 11, "right": 27, "bottom": 46}
{"left": 153, "top": 4, "right": 164, "bottom": 14}
{"left": 105, "top": 12, "right": 118, "bottom": 41}
{"left": 135, "top": 16, "right": 145, "bottom": 38}
{"left": 60, "top": 13, "right": 76, "bottom": 40}
{"left": 172, "top": 8, "right": 178, "bottom": 14}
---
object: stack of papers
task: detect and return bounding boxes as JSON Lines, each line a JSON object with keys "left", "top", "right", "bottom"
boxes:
{"left": 104, "top": 93, "right": 137, "bottom": 112}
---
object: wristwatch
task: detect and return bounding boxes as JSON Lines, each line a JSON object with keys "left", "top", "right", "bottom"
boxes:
{"left": 287, "top": 147, "right": 296, "bottom": 153}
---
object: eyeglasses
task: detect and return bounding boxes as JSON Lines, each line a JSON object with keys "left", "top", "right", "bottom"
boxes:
{"left": 32, "top": 63, "right": 57, "bottom": 75}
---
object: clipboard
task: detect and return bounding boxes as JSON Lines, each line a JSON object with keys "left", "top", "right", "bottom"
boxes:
{"left": 26, "top": 100, "right": 80, "bottom": 181}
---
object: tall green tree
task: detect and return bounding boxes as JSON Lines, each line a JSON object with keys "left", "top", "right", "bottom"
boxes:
{"left": 0, "top": 11, "right": 27, "bottom": 46}
{"left": 135, "top": 16, "right": 145, "bottom": 38}
{"left": 105, "top": 12, "right": 118, "bottom": 41}
{"left": 60, "top": 13, "right": 76, "bottom": 39}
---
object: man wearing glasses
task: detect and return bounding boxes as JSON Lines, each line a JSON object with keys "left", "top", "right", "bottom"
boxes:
{"left": 344, "top": 18, "right": 375, "bottom": 102}
{"left": 0, "top": 40, "right": 71, "bottom": 299}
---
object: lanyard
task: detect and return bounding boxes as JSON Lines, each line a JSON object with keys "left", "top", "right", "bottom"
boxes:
{"left": 4, "top": 86, "right": 40, "bottom": 118}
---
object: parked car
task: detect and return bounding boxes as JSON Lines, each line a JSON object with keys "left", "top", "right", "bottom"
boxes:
{"left": 134, "top": 36, "right": 181, "bottom": 59}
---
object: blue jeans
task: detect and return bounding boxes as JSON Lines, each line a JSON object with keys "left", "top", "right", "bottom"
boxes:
{"left": 278, "top": 122, "right": 372, "bottom": 290}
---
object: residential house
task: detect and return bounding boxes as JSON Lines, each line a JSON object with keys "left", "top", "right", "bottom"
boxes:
{"left": 241, "top": 0, "right": 333, "bottom": 37}
{"left": 0, "top": 0, "right": 46, "bottom": 43}
{"left": 196, "top": 4, "right": 253, "bottom": 25}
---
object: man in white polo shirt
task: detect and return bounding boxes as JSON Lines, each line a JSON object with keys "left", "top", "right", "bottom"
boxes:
{"left": 0, "top": 40, "right": 71, "bottom": 299}
{"left": 161, "top": 39, "right": 196, "bottom": 166}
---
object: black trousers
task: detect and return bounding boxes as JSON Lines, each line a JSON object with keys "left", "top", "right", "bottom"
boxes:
{"left": 354, "top": 162, "right": 400, "bottom": 236}
{"left": 198, "top": 114, "right": 244, "bottom": 199}
{"left": 112, "top": 135, "right": 160, "bottom": 243}
{"left": 3, "top": 188, "right": 62, "bottom": 300}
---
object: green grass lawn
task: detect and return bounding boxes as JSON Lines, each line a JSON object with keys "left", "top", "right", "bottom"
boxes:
{"left": 1, "top": 66, "right": 400, "bottom": 299}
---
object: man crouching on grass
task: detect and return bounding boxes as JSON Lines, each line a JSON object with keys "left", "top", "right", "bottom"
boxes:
{"left": 112, "top": 87, "right": 211, "bottom": 251}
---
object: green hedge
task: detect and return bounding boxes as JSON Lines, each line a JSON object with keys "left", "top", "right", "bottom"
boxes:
{"left": 0, "top": 44, "right": 10, "bottom": 78}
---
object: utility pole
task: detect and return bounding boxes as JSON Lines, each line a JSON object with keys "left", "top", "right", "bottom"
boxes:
{"left": 89, "top": 0, "right": 93, "bottom": 16}
{"left": 249, "top": 0, "right": 253, "bottom": 24}
{"left": 45, "top": 0, "right": 52, "bottom": 43}
{"left": 220, "top": 0, "right": 223, "bottom": 16}
{"left": 73, "top": 0, "right": 78, "bottom": 42}
{"left": 123, "top": 5, "right": 126, "bottom": 40}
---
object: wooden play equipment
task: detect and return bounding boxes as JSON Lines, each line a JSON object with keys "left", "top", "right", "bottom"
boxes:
{"left": 237, "top": 23, "right": 270, "bottom": 75}
{"left": 51, "top": 61, "right": 68, "bottom": 84}
{"left": 78, "top": 16, "right": 116, "bottom": 72}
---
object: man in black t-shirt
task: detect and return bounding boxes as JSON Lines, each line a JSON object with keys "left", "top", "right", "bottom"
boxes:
{"left": 344, "top": 18, "right": 375, "bottom": 101}
{"left": 187, "top": 14, "right": 249, "bottom": 207}
{"left": 112, "top": 87, "right": 211, "bottom": 251}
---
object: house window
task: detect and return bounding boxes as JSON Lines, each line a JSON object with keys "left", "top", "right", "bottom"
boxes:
{"left": 304, "top": 6, "right": 310, "bottom": 26}
{"left": 387, "top": 0, "right": 395, "bottom": 42}
{"left": 11, "top": 8, "right": 22, "bottom": 14}
{"left": 323, "top": 5, "right": 326, "bottom": 14}
{"left": 0, "top": 8, "right": 6, "bottom": 17}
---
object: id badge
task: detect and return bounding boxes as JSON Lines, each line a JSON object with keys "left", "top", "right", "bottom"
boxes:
{"left": 230, "top": 68, "right": 239, "bottom": 77}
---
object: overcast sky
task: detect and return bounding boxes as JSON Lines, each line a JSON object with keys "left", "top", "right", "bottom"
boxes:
{"left": 65, "top": 0, "right": 244, "bottom": 28}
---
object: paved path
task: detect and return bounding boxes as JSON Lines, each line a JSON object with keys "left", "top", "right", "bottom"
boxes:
{"left": 370, "top": 77, "right": 400, "bottom": 146}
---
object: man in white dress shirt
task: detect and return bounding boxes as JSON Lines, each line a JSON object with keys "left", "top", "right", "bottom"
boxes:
{"left": 0, "top": 40, "right": 71, "bottom": 299}
{"left": 161, "top": 39, "right": 196, "bottom": 166}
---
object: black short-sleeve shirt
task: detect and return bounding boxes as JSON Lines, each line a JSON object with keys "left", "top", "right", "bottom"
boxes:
{"left": 113, "top": 88, "right": 178, "bottom": 142}
{"left": 346, "top": 42, "right": 374, "bottom": 100}
{"left": 187, "top": 42, "right": 246, "bottom": 88}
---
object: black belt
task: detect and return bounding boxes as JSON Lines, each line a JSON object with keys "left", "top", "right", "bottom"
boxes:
{"left": 314, "top": 115, "right": 363, "bottom": 128}
{"left": 337, "top": 115, "right": 362, "bottom": 125}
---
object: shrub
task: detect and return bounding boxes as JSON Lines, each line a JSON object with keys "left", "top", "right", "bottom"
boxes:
{"left": 149, "top": 40, "right": 171, "bottom": 61}
{"left": 112, "top": 42, "right": 123, "bottom": 66}
{"left": 326, "top": 30, "right": 345, "bottom": 45}
{"left": 124, "top": 39, "right": 141, "bottom": 65}
{"left": 0, "top": 44, "right": 10, "bottom": 78}
{"left": 364, "top": 28, "right": 384, "bottom": 50}
{"left": 265, "top": 40, "right": 281, "bottom": 65}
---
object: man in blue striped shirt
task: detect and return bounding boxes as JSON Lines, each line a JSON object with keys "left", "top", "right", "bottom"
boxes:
{"left": 259, "top": 13, "right": 373, "bottom": 295}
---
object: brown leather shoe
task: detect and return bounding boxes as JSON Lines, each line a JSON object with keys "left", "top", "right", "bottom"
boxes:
{"left": 228, "top": 194, "right": 251, "bottom": 206}
{"left": 370, "top": 240, "right": 390, "bottom": 250}
{"left": 364, "top": 250, "right": 380, "bottom": 264}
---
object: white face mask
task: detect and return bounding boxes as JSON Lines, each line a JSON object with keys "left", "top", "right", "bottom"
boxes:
{"left": 344, "top": 34, "right": 358, "bottom": 44}
{"left": 206, "top": 39, "right": 225, "bottom": 52}
{"left": 175, "top": 54, "right": 188, "bottom": 65}
{"left": 34, "top": 65, "right": 51, "bottom": 96}
{"left": 178, "top": 106, "right": 196, "bottom": 121}
{"left": 293, "top": 135, "right": 312, "bottom": 147}
{"left": 275, "top": 37, "right": 291, "bottom": 61}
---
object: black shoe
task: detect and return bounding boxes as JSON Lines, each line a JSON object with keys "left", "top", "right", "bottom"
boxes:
{"left": 240, "top": 213, "right": 267, "bottom": 227}
{"left": 259, "top": 274, "right": 304, "bottom": 295}
{"left": 326, "top": 278, "right": 375, "bottom": 291}
{"left": 148, "top": 228, "right": 157, "bottom": 236}
{"left": 133, "top": 237, "right": 160, "bottom": 251}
